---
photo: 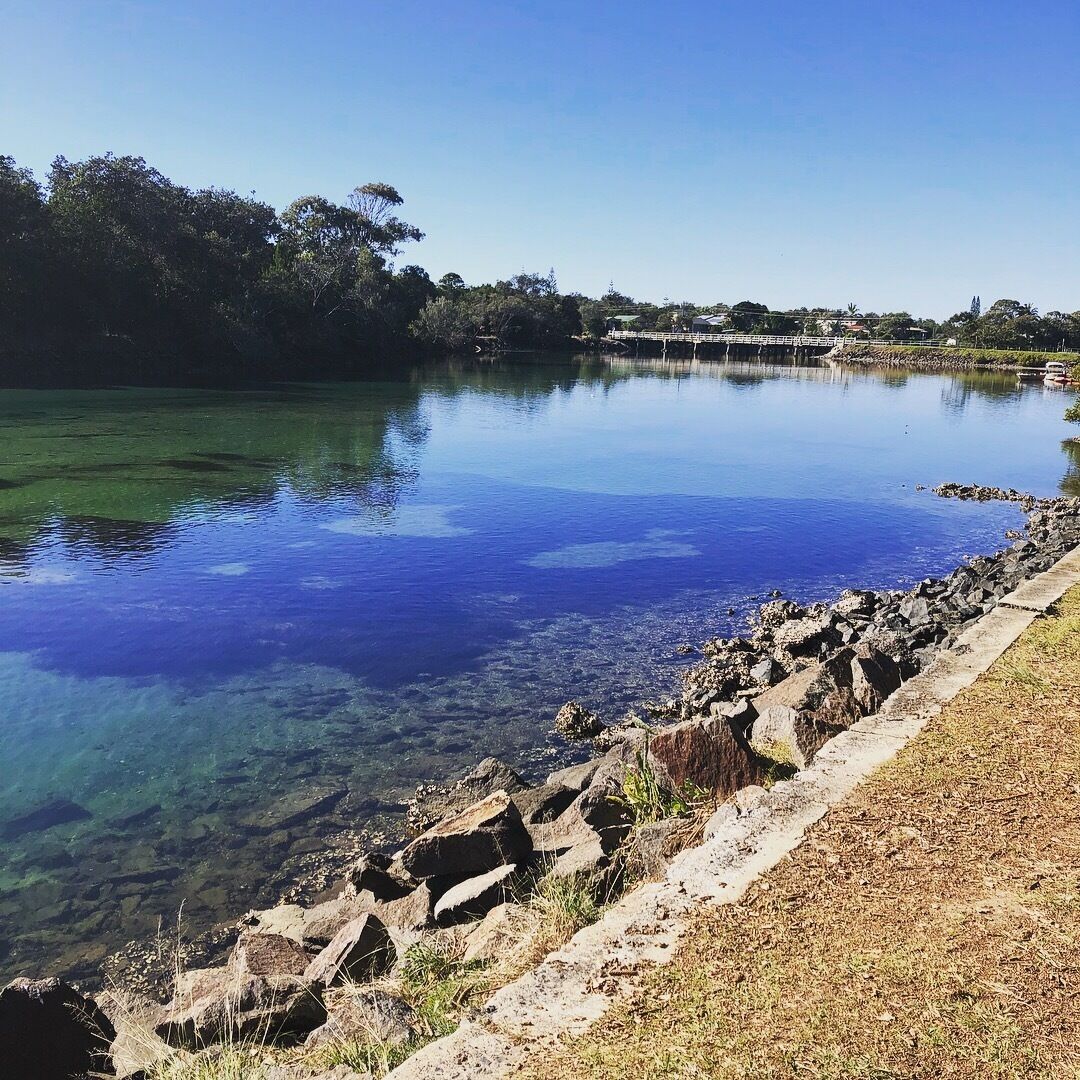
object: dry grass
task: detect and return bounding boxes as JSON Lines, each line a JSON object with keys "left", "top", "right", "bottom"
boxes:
{"left": 519, "top": 588, "right": 1080, "bottom": 1079}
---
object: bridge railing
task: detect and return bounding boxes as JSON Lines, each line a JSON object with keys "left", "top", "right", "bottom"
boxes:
{"left": 607, "top": 331, "right": 847, "bottom": 346}
{"left": 606, "top": 331, "right": 953, "bottom": 348}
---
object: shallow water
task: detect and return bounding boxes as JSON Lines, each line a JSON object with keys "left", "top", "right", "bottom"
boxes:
{"left": 0, "top": 354, "right": 1077, "bottom": 981}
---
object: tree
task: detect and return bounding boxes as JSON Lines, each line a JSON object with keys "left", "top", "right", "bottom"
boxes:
{"left": 0, "top": 155, "right": 50, "bottom": 335}
{"left": 437, "top": 272, "right": 466, "bottom": 294}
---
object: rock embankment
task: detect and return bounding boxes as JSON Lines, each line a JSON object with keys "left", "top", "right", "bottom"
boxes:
{"left": 4, "top": 484, "right": 1079, "bottom": 1079}
{"left": 834, "top": 343, "right": 1078, "bottom": 372}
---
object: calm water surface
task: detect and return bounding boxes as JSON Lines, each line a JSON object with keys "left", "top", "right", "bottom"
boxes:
{"left": 1, "top": 354, "right": 1077, "bottom": 980}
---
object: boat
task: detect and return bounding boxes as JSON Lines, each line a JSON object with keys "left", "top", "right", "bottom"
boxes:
{"left": 1044, "top": 361, "right": 1070, "bottom": 386}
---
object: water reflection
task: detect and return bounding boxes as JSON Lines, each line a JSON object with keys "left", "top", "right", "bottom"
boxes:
{"left": 0, "top": 354, "right": 1077, "bottom": 986}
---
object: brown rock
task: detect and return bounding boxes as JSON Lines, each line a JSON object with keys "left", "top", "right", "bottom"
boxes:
{"left": 230, "top": 931, "right": 311, "bottom": 978}
{"left": 647, "top": 715, "right": 765, "bottom": 798}
{"left": 400, "top": 790, "right": 532, "bottom": 879}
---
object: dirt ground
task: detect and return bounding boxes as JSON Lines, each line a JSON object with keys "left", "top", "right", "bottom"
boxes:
{"left": 520, "top": 588, "right": 1080, "bottom": 1079}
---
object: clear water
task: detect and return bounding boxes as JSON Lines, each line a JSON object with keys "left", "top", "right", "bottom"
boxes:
{"left": 1, "top": 354, "right": 1077, "bottom": 981}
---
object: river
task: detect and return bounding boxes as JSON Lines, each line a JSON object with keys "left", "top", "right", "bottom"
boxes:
{"left": 1, "top": 353, "right": 1077, "bottom": 982}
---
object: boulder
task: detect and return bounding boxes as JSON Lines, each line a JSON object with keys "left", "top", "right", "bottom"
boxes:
{"left": 553, "top": 701, "right": 602, "bottom": 740}
{"left": 849, "top": 645, "right": 902, "bottom": 713}
{"left": 546, "top": 758, "right": 602, "bottom": 792}
{"left": 771, "top": 615, "right": 839, "bottom": 659}
{"left": 243, "top": 902, "right": 306, "bottom": 943}
{"left": 304, "top": 914, "right": 395, "bottom": 988}
{"left": 749, "top": 705, "right": 826, "bottom": 769}
{"left": 305, "top": 988, "right": 415, "bottom": 1051}
{"left": 406, "top": 758, "right": 527, "bottom": 833}
{"left": 531, "top": 786, "right": 631, "bottom": 856}
{"left": 462, "top": 903, "right": 520, "bottom": 964}
{"left": 433, "top": 863, "right": 517, "bottom": 926}
{"left": 342, "top": 852, "right": 414, "bottom": 902}
{"left": 752, "top": 649, "right": 859, "bottom": 727}
{"left": 156, "top": 966, "right": 325, "bottom": 1048}
{"left": 899, "top": 594, "right": 932, "bottom": 627}
{"left": 230, "top": 931, "right": 311, "bottom": 979}
{"left": 0, "top": 977, "right": 116, "bottom": 1079}
{"left": 97, "top": 989, "right": 170, "bottom": 1079}
{"left": 647, "top": 715, "right": 765, "bottom": 799}
{"left": 378, "top": 881, "right": 437, "bottom": 932}
{"left": 303, "top": 896, "right": 377, "bottom": 949}
{"left": 628, "top": 817, "right": 686, "bottom": 878}
{"left": 549, "top": 836, "right": 611, "bottom": 881}
{"left": 400, "top": 790, "right": 532, "bottom": 879}
{"left": 512, "top": 783, "right": 577, "bottom": 825}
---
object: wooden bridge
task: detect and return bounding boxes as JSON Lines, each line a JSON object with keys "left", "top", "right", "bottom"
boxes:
{"left": 607, "top": 330, "right": 850, "bottom": 349}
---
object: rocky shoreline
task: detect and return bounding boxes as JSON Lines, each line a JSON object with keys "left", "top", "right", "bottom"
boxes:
{"left": 4, "top": 483, "right": 1080, "bottom": 1079}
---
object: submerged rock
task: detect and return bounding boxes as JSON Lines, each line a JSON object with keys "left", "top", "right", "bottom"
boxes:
{"left": 553, "top": 700, "right": 603, "bottom": 740}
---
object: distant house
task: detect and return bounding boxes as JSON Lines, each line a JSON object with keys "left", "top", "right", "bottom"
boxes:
{"left": 606, "top": 314, "right": 641, "bottom": 332}
{"left": 691, "top": 313, "right": 730, "bottom": 332}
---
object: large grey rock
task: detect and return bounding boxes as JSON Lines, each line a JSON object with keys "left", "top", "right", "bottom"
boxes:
{"left": 0, "top": 977, "right": 116, "bottom": 1079}
{"left": 752, "top": 649, "right": 860, "bottom": 730}
{"left": 304, "top": 914, "right": 395, "bottom": 987}
{"left": 378, "top": 881, "right": 436, "bottom": 932}
{"left": 546, "top": 758, "right": 602, "bottom": 791}
{"left": 305, "top": 988, "right": 416, "bottom": 1051}
{"left": 532, "top": 786, "right": 632, "bottom": 857}
{"left": 303, "top": 896, "right": 377, "bottom": 949}
{"left": 899, "top": 593, "right": 932, "bottom": 626}
{"left": 849, "top": 645, "right": 902, "bottom": 713}
{"left": 401, "top": 790, "right": 532, "bottom": 879}
{"left": 512, "top": 783, "right": 577, "bottom": 824}
{"left": 647, "top": 715, "right": 765, "bottom": 799}
{"left": 750, "top": 705, "right": 826, "bottom": 769}
{"left": 629, "top": 817, "right": 686, "bottom": 878}
{"left": 463, "top": 902, "right": 521, "bottom": 963}
{"left": 243, "top": 902, "right": 306, "bottom": 943}
{"left": 156, "top": 966, "right": 325, "bottom": 1048}
{"left": 433, "top": 863, "right": 517, "bottom": 926}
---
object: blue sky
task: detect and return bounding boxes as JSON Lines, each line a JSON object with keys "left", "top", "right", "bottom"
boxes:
{"left": 3, "top": 0, "right": 1079, "bottom": 317}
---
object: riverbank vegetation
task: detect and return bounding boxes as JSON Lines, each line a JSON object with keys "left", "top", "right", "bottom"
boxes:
{"left": 5, "top": 152, "right": 1080, "bottom": 382}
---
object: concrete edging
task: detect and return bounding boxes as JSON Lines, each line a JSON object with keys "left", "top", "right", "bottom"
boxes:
{"left": 387, "top": 545, "right": 1080, "bottom": 1079}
